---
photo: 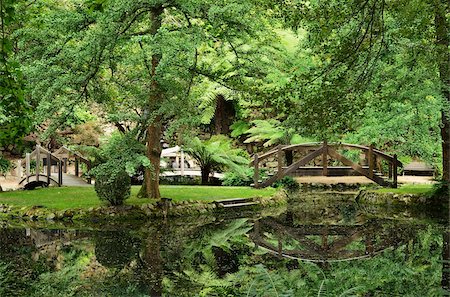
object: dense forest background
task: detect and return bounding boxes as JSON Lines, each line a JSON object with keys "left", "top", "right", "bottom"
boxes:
{"left": 1, "top": 0, "right": 448, "bottom": 197}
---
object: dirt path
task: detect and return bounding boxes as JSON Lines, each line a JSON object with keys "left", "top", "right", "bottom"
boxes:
{"left": 294, "top": 175, "right": 435, "bottom": 185}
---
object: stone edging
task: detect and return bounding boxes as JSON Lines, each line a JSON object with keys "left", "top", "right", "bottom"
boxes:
{"left": 0, "top": 191, "right": 288, "bottom": 222}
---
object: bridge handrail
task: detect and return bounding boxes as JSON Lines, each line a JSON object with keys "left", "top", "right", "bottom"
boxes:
{"left": 19, "top": 174, "right": 59, "bottom": 186}
{"left": 251, "top": 142, "right": 402, "bottom": 167}
{"left": 21, "top": 146, "right": 61, "bottom": 163}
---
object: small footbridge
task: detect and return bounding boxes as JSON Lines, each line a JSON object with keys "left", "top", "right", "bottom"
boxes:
{"left": 251, "top": 142, "right": 402, "bottom": 188}
{"left": 17, "top": 145, "right": 92, "bottom": 189}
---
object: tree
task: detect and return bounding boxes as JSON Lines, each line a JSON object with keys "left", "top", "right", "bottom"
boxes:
{"left": 0, "top": 0, "right": 31, "bottom": 148}
{"left": 185, "top": 136, "right": 248, "bottom": 184}
{"left": 279, "top": 0, "right": 449, "bottom": 181}
{"left": 242, "top": 119, "right": 314, "bottom": 165}
{"left": 18, "top": 0, "right": 280, "bottom": 199}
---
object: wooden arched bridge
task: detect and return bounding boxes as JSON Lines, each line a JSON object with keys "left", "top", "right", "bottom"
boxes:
{"left": 17, "top": 145, "right": 92, "bottom": 189}
{"left": 251, "top": 142, "right": 402, "bottom": 188}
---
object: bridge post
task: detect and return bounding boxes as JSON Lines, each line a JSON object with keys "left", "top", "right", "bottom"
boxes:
{"left": 393, "top": 154, "right": 398, "bottom": 188}
{"left": 180, "top": 150, "right": 185, "bottom": 176}
{"left": 75, "top": 157, "right": 79, "bottom": 177}
{"left": 36, "top": 146, "right": 40, "bottom": 182}
{"left": 254, "top": 154, "right": 259, "bottom": 188}
{"left": 63, "top": 158, "right": 68, "bottom": 173}
{"left": 58, "top": 160, "right": 63, "bottom": 186}
{"left": 47, "top": 152, "right": 51, "bottom": 185}
{"left": 277, "top": 147, "right": 283, "bottom": 178}
{"left": 322, "top": 140, "right": 328, "bottom": 176}
{"left": 368, "top": 145, "right": 374, "bottom": 179}
{"left": 26, "top": 153, "right": 30, "bottom": 182}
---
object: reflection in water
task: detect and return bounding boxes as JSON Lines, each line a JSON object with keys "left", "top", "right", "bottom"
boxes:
{"left": 250, "top": 217, "right": 416, "bottom": 263}
{"left": 443, "top": 229, "right": 450, "bottom": 293}
{"left": 0, "top": 201, "right": 447, "bottom": 296}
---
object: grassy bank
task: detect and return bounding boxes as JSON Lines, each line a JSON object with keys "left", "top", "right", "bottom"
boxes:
{"left": 0, "top": 186, "right": 277, "bottom": 211}
{"left": 374, "top": 184, "right": 434, "bottom": 195}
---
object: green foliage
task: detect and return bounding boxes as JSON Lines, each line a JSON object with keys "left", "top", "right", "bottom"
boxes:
{"left": 0, "top": 157, "right": 11, "bottom": 176}
{"left": 244, "top": 119, "right": 314, "bottom": 147}
{"left": 91, "top": 132, "right": 150, "bottom": 176}
{"left": 89, "top": 133, "right": 148, "bottom": 205}
{"left": 283, "top": 0, "right": 447, "bottom": 174}
{"left": 0, "top": 261, "right": 27, "bottom": 297}
{"left": 94, "top": 167, "right": 130, "bottom": 206}
{"left": 0, "top": 0, "right": 31, "bottom": 147}
{"left": 222, "top": 168, "right": 254, "bottom": 186}
{"left": 29, "top": 251, "right": 89, "bottom": 297}
{"left": 230, "top": 120, "right": 250, "bottom": 138}
{"left": 431, "top": 180, "right": 449, "bottom": 202}
{"left": 272, "top": 176, "right": 300, "bottom": 192}
{"left": 185, "top": 135, "right": 249, "bottom": 183}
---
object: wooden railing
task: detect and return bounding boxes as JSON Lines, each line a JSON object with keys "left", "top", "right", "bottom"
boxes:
{"left": 251, "top": 142, "right": 402, "bottom": 188}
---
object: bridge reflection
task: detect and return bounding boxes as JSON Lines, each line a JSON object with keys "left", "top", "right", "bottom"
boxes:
{"left": 250, "top": 215, "right": 417, "bottom": 263}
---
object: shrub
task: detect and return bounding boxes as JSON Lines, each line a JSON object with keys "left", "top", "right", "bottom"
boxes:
{"left": 222, "top": 168, "right": 254, "bottom": 186}
{"left": 0, "top": 157, "right": 11, "bottom": 176}
{"left": 272, "top": 176, "right": 300, "bottom": 192}
{"left": 93, "top": 164, "right": 131, "bottom": 206}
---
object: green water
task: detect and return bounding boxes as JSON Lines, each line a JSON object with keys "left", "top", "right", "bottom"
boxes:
{"left": 0, "top": 200, "right": 448, "bottom": 296}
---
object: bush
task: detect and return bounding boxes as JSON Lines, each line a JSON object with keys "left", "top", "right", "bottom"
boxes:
{"left": 0, "top": 157, "right": 11, "bottom": 176}
{"left": 222, "top": 168, "right": 253, "bottom": 186}
{"left": 94, "top": 164, "right": 131, "bottom": 206}
{"left": 272, "top": 176, "right": 300, "bottom": 192}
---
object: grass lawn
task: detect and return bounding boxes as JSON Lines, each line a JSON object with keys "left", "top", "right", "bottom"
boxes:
{"left": 374, "top": 184, "right": 434, "bottom": 195}
{"left": 0, "top": 185, "right": 277, "bottom": 210}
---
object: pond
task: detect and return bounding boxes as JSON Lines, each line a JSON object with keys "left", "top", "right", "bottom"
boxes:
{"left": 0, "top": 195, "right": 448, "bottom": 296}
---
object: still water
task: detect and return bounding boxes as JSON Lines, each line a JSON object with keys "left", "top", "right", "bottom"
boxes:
{"left": 0, "top": 199, "right": 448, "bottom": 297}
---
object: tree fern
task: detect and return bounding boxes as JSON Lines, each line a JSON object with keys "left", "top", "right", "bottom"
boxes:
{"left": 185, "top": 135, "right": 249, "bottom": 184}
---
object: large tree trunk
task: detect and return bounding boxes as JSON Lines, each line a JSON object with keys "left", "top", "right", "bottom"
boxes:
{"left": 137, "top": 226, "right": 164, "bottom": 296}
{"left": 214, "top": 94, "right": 235, "bottom": 135}
{"left": 435, "top": 1, "right": 450, "bottom": 183}
{"left": 140, "top": 120, "right": 162, "bottom": 199}
{"left": 139, "top": 6, "right": 164, "bottom": 199}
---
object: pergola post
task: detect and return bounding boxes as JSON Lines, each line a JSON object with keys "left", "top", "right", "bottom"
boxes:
{"left": 47, "top": 151, "right": 51, "bottom": 185}
{"left": 180, "top": 149, "right": 185, "bottom": 176}
{"left": 17, "top": 160, "right": 22, "bottom": 178}
{"left": 58, "top": 160, "right": 63, "bottom": 186}
{"left": 63, "top": 158, "right": 68, "bottom": 173}
{"left": 36, "top": 145, "right": 40, "bottom": 182}
{"left": 26, "top": 153, "right": 30, "bottom": 182}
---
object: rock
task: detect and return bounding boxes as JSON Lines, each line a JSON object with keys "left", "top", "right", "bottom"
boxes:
{"left": 46, "top": 213, "right": 56, "bottom": 221}
{"left": 63, "top": 210, "right": 74, "bottom": 219}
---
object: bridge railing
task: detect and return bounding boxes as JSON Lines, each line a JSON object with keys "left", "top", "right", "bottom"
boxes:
{"left": 18, "top": 145, "right": 63, "bottom": 186}
{"left": 251, "top": 141, "right": 402, "bottom": 188}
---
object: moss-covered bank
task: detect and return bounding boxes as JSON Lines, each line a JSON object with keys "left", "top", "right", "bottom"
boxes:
{"left": 0, "top": 190, "right": 288, "bottom": 223}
